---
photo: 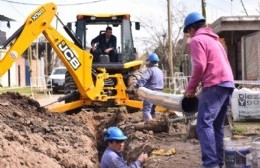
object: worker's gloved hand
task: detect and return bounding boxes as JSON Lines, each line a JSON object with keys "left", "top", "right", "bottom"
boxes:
{"left": 137, "top": 152, "right": 148, "bottom": 164}
{"left": 132, "top": 83, "right": 140, "bottom": 95}
{"left": 125, "top": 84, "right": 140, "bottom": 95}
{"left": 184, "top": 91, "right": 195, "bottom": 98}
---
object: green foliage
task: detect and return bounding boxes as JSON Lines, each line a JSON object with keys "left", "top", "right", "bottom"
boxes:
{"left": 163, "top": 88, "right": 172, "bottom": 93}
{"left": 232, "top": 126, "right": 247, "bottom": 134}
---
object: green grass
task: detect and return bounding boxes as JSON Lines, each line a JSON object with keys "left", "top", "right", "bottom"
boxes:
{"left": 233, "top": 122, "right": 260, "bottom": 135}
{"left": 0, "top": 87, "right": 32, "bottom": 94}
{"left": 232, "top": 126, "right": 247, "bottom": 134}
{"left": 0, "top": 87, "right": 47, "bottom": 99}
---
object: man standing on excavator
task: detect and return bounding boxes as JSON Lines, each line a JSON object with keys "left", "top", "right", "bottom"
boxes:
{"left": 91, "top": 26, "right": 117, "bottom": 62}
{"left": 183, "top": 12, "right": 234, "bottom": 168}
{"left": 135, "top": 53, "right": 164, "bottom": 121}
{"left": 100, "top": 127, "right": 148, "bottom": 168}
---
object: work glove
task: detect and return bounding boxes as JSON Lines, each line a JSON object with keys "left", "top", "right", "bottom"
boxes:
{"left": 184, "top": 90, "right": 196, "bottom": 98}
{"left": 132, "top": 83, "right": 140, "bottom": 95}
{"left": 125, "top": 84, "right": 139, "bottom": 95}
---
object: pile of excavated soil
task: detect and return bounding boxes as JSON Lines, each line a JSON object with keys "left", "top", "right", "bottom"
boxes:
{"left": 0, "top": 92, "right": 202, "bottom": 168}
{"left": 0, "top": 92, "right": 100, "bottom": 168}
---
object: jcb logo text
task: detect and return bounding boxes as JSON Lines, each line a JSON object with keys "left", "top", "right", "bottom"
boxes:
{"left": 58, "top": 41, "right": 81, "bottom": 70}
{"left": 31, "top": 8, "right": 46, "bottom": 21}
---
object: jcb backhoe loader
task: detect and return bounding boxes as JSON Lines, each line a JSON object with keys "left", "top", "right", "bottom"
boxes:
{"left": 0, "top": 2, "right": 199, "bottom": 115}
{"left": 0, "top": 2, "right": 146, "bottom": 113}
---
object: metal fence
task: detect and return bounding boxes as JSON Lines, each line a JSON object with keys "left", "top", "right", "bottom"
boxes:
{"left": 30, "top": 76, "right": 52, "bottom": 98}
{"left": 164, "top": 72, "right": 189, "bottom": 94}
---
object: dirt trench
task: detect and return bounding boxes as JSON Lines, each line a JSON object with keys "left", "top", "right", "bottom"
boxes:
{"left": 0, "top": 92, "right": 201, "bottom": 168}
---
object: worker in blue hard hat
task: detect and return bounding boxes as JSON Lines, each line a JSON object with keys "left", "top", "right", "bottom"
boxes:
{"left": 135, "top": 53, "right": 164, "bottom": 121}
{"left": 183, "top": 12, "right": 234, "bottom": 168}
{"left": 100, "top": 127, "right": 148, "bottom": 168}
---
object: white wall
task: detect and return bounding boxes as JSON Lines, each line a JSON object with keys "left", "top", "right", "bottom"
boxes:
{"left": 0, "top": 50, "right": 18, "bottom": 87}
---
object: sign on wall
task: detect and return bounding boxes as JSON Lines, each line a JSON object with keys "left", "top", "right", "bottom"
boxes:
{"left": 232, "top": 88, "right": 260, "bottom": 121}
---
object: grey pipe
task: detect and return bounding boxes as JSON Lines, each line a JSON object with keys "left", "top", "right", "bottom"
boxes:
{"left": 137, "top": 87, "right": 198, "bottom": 115}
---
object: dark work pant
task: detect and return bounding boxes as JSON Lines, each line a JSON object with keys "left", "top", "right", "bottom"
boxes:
{"left": 108, "top": 50, "right": 118, "bottom": 62}
{"left": 90, "top": 49, "right": 101, "bottom": 62}
{"left": 150, "top": 89, "right": 163, "bottom": 117}
{"left": 196, "top": 86, "right": 233, "bottom": 167}
{"left": 90, "top": 49, "right": 117, "bottom": 62}
{"left": 151, "top": 104, "right": 156, "bottom": 117}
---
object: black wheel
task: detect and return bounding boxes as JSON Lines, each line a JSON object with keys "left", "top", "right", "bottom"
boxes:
{"left": 52, "top": 88, "right": 58, "bottom": 94}
{"left": 64, "top": 71, "right": 81, "bottom": 114}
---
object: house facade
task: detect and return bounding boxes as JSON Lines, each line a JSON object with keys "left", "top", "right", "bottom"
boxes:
{"left": 211, "top": 16, "right": 260, "bottom": 80}
{"left": 0, "top": 50, "right": 43, "bottom": 87}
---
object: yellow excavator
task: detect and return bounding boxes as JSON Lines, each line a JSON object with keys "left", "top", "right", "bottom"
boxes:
{"left": 0, "top": 2, "right": 150, "bottom": 113}
{"left": 0, "top": 3, "right": 198, "bottom": 114}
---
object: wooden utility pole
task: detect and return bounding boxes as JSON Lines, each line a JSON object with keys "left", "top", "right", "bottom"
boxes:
{"left": 167, "top": 0, "right": 174, "bottom": 77}
{"left": 201, "top": 0, "right": 207, "bottom": 19}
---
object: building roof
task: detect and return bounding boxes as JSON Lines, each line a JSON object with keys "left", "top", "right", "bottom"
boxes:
{"left": 0, "top": 15, "right": 15, "bottom": 22}
{"left": 211, "top": 15, "right": 260, "bottom": 34}
{"left": 211, "top": 15, "right": 260, "bottom": 44}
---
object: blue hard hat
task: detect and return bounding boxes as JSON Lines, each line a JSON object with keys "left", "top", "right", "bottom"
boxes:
{"left": 183, "top": 12, "right": 205, "bottom": 33}
{"left": 103, "top": 127, "right": 127, "bottom": 141}
{"left": 148, "top": 53, "right": 159, "bottom": 62}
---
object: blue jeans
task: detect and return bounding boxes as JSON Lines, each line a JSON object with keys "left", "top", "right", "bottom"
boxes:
{"left": 142, "top": 89, "right": 162, "bottom": 121}
{"left": 142, "top": 100, "right": 153, "bottom": 121}
{"left": 197, "top": 86, "right": 233, "bottom": 167}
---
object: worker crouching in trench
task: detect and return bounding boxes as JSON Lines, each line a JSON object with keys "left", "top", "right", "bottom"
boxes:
{"left": 100, "top": 127, "right": 148, "bottom": 168}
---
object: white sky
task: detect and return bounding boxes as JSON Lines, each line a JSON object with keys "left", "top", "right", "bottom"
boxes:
{"left": 0, "top": 0, "right": 259, "bottom": 52}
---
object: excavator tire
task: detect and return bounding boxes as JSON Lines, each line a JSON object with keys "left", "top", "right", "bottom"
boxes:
{"left": 126, "top": 70, "right": 143, "bottom": 113}
{"left": 64, "top": 71, "right": 81, "bottom": 114}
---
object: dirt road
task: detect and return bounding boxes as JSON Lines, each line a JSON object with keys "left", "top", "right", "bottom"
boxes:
{"left": 9, "top": 92, "right": 256, "bottom": 167}
{"left": 36, "top": 93, "right": 64, "bottom": 107}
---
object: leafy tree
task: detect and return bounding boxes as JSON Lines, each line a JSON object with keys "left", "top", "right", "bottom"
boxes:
{"left": 136, "top": 2, "right": 190, "bottom": 77}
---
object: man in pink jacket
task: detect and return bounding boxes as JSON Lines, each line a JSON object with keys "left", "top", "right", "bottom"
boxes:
{"left": 183, "top": 12, "right": 234, "bottom": 168}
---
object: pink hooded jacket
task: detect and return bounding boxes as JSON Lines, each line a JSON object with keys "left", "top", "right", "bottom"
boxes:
{"left": 186, "top": 27, "right": 234, "bottom": 93}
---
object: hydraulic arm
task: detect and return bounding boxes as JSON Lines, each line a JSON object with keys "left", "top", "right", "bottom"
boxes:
{"left": 0, "top": 3, "right": 107, "bottom": 100}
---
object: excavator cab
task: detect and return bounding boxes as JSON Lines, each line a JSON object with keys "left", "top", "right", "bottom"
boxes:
{"left": 73, "top": 14, "right": 142, "bottom": 69}
{"left": 62, "top": 13, "right": 144, "bottom": 112}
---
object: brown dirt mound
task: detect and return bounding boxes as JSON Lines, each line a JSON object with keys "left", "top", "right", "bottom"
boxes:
{"left": 0, "top": 92, "right": 99, "bottom": 168}
{"left": 0, "top": 92, "right": 202, "bottom": 168}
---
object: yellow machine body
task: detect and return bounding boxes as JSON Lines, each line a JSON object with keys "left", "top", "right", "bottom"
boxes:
{"left": 0, "top": 3, "right": 168, "bottom": 113}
